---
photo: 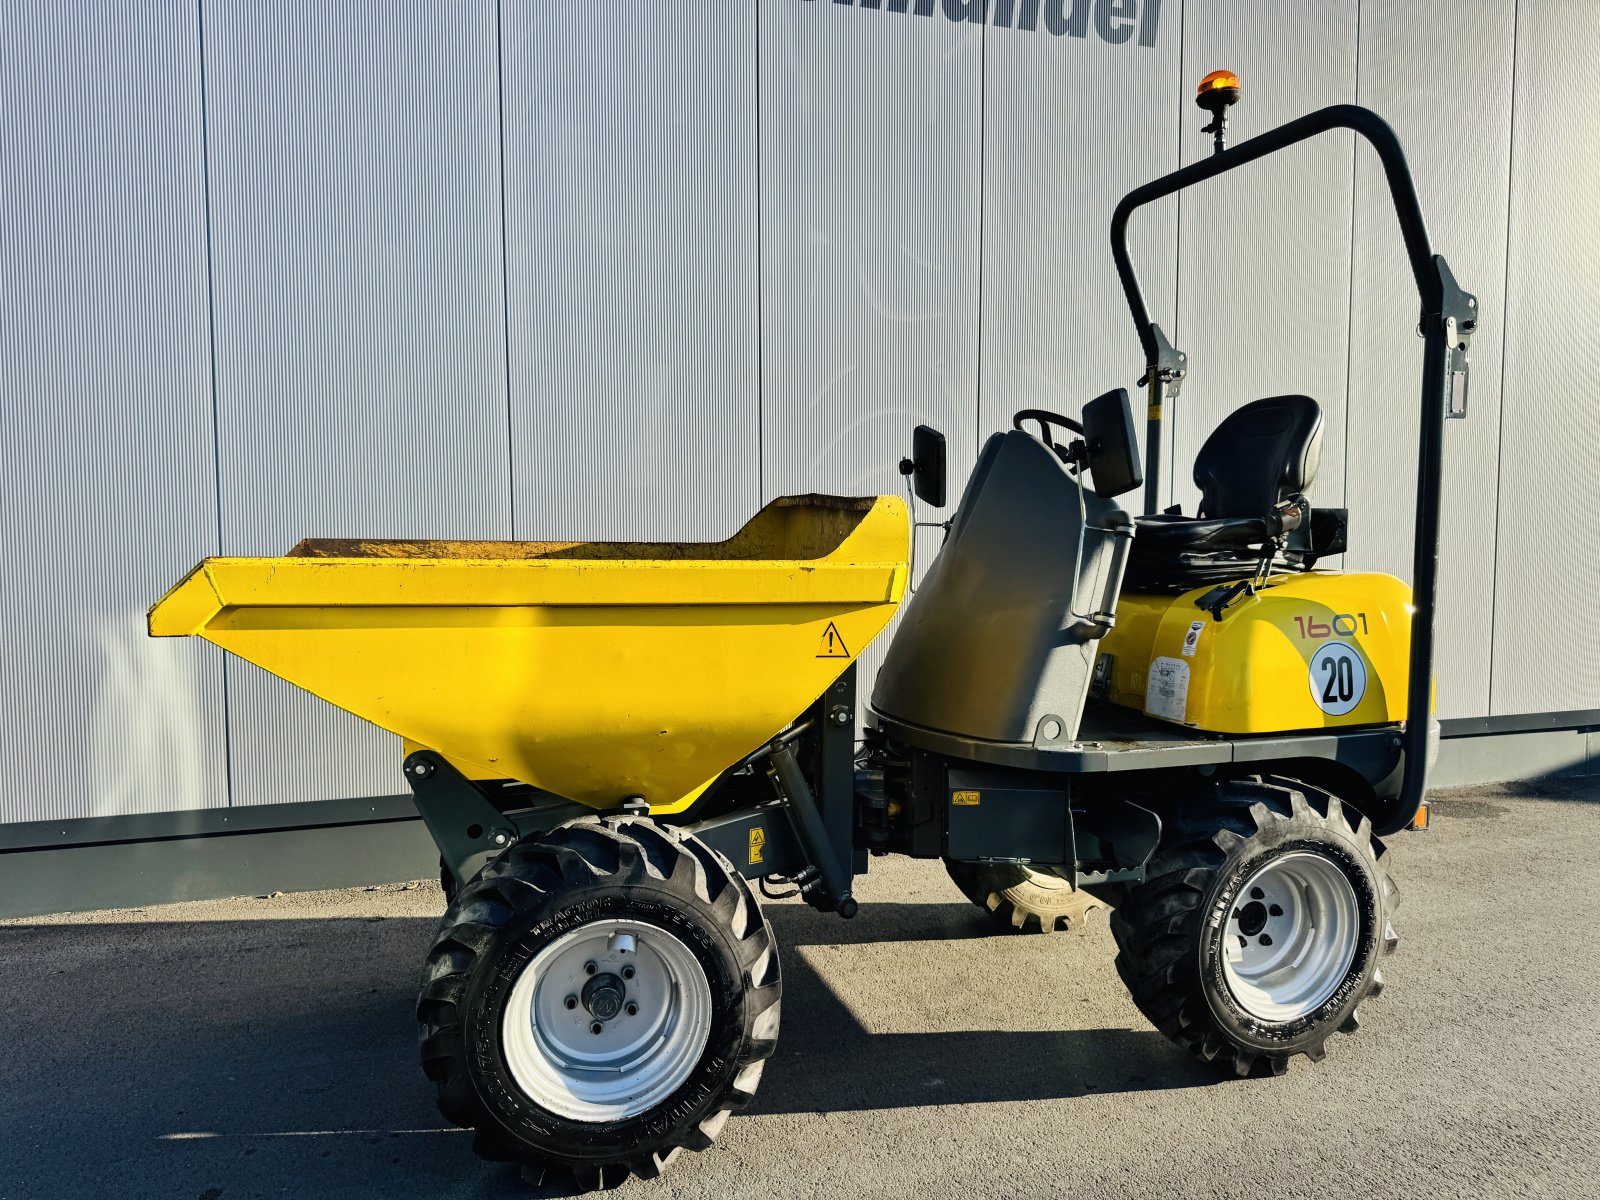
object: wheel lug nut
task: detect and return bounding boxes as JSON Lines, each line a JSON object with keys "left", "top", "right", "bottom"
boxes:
{"left": 584, "top": 961, "right": 597, "bottom": 975}
{"left": 564, "top": 995, "right": 577, "bottom": 1010}
{"left": 621, "top": 965, "right": 635, "bottom": 980}
{"left": 625, "top": 1002, "right": 638, "bottom": 1017}
{"left": 590, "top": 1021, "right": 604, "bottom": 1035}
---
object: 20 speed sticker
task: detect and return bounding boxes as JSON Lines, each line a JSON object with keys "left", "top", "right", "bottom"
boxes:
{"left": 1308, "top": 641, "right": 1367, "bottom": 716}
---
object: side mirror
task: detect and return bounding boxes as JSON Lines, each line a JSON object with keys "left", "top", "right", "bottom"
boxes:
{"left": 898, "top": 424, "right": 947, "bottom": 508}
{"left": 1081, "top": 388, "right": 1143, "bottom": 499}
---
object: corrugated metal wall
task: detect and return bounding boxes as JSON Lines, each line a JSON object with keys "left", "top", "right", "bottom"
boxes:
{"left": 759, "top": 1, "right": 984, "bottom": 700}
{"left": 203, "top": 2, "right": 510, "bottom": 808}
{"left": 1493, "top": 0, "right": 1600, "bottom": 714}
{"left": 1345, "top": 0, "right": 1516, "bottom": 725}
{"left": 2, "top": 0, "right": 1595, "bottom": 827}
{"left": 503, "top": 4, "right": 759, "bottom": 544}
{"left": 0, "top": 3, "right": 227, "bottom": 823}
{"left": 1171, "top": 0, "right": 1359, "bottom": 519}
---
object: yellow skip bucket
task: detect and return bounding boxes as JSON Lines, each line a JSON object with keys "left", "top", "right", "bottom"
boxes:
{"left": 149, "top": 496, "right": 908, "bottom": 814}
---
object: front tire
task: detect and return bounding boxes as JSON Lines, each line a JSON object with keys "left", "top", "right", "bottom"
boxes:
{"left": 1111, "top": 776, "right": 1397, "bottom": 1076}
{"left": 416, "top": 816, "right": 780, "bottom": 1189}
{"left": 944, "top": 859, "right": 1104, "bottom": 932}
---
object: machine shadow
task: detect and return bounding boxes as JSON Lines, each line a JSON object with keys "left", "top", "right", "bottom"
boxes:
{"left": 765, "top": 898, "right": 1000, "bottom": 946}
{"left": 756, "top": 903, "right": 1217, "bottom": 1114}
{"left": 1431, "top": 775, "right": 1597, "bottom": 805}
{"left": 0, "top": 902, "right": 1217, "bottom": 1199}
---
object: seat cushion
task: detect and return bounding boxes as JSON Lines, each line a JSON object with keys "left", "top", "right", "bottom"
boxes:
{"left": 1132, "top": 512, "right": 1271, "bottom": 554}
{"left": 1124, "top": 514, "right": 1285, "bottom": 592}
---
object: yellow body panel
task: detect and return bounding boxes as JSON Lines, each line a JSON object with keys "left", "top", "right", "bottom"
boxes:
{"left": 149, "top": 496, "right": 909, "bottom": 814}
{"left": 1098, "top": 571, "right": 1414, "bottom": 733}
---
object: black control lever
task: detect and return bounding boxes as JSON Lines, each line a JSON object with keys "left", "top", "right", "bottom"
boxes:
{"left": 1195, "top": 579, "right": 1255, "bottom": 621}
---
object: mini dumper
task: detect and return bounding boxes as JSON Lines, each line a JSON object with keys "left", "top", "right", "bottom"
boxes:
{"left": 150, "top": 78, "right": 1477, "bottom": 1190}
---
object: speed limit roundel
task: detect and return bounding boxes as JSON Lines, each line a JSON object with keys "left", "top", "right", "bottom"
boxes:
{"left": 1308, "top": 640, "right": 1367, "bottom": 717}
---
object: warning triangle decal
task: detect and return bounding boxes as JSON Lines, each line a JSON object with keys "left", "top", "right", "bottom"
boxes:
{"left": 816, "top": 621, "right": 850, "bottom": 659}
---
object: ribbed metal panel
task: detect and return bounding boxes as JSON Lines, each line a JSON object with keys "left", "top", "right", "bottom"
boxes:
{"left": 761, "top": 1, "right": 981, "bottom": 498}
{"left": 502, "top": 3, "right": 758, "bottom": 543}
{"left": 0, "top": 3, "right": 227, "bottom": 823}
{"left": 1345, "top": 0, "right": 1514, "bottom": 719}
{"left": 759, "top": 2, "right": 982, "bottom": 700}
{"left": 979, "top": 0, "right": 1181, "bottom": 456}
{"left": 1171, "top": 1, "right": 1359, "bottom": 515}
{"left": 203, "top": 2, "right": 508, "bottom": 805}
{"left": 1492, "top": 0, "right": 1600, "bottom": 714}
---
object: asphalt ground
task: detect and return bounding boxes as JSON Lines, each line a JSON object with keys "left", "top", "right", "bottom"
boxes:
{"left": 2, "top": 777, "right": 1597, "bottom": 1200}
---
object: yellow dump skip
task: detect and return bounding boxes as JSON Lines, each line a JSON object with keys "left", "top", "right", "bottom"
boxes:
{"left": 150, "top": 495, "right": 909, "bottom": 814}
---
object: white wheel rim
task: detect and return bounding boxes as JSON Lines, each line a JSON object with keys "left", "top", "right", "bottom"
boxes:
{"left": 500, "top": 918, "right": 712, "bottom": 1123}
{"left": 1221, "top": 851, "right": 1361, "bottom": 1023}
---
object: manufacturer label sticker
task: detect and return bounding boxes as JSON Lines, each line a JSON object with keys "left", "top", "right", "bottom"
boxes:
{"left": 1181, "top": 619, "right": 1206, "bottom": 658}
{"left": 1145, "top": 656, "right": 1190, "bottom": 722}
{"left": 1308, "top": 641, "right": 1367, "bottom": 717}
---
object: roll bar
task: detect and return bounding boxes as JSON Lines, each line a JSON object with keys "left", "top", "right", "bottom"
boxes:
{"left": 1109, "top": 103, "right": 1478, "bottom": 834}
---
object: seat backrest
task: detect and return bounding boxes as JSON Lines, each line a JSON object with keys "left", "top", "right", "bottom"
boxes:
{"left": 1193, "top": 395, "right": 1323, "bottom": 518}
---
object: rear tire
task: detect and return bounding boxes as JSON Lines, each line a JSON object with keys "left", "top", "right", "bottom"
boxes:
{"left": 944, "top": 859, "right": 1104, "bottom": 932}
{"left": 416, "top": 816, "right": 780, "bottom": 1189}
{"left": 438, "top": 856, "right": 457, "bottom": 906}
{"left": 1110, "top": 776, "right": 1397, "bottom": 1076}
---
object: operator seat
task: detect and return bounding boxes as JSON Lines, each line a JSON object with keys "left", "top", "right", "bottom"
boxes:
{"left": 1125, "top": 395, "right": 1345, "bottom": 591}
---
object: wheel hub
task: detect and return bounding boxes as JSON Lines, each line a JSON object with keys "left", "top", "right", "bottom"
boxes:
{"left": 581, "top": 972, "right": 626, "bottom": 1021}
{"left": 1234, "top": 897, "right": 1273, "bottom": 938}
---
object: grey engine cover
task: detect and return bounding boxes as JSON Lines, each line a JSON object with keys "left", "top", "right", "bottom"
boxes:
{"left": 872, "top": 430, "right": 1133, "bottom": 747}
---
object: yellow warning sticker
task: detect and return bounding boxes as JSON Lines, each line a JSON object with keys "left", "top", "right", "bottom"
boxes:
{"left": 748, "top": 826, "right": 766, "bottom": 865}
{"left": 1148, "top": 402, "right": 1164, "bottom": 421}
{"left": 817, "top": 620, "right": 850, "bottom": 659}
{"left": 951, "top": 790, "right": 981, "bottom": 807}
